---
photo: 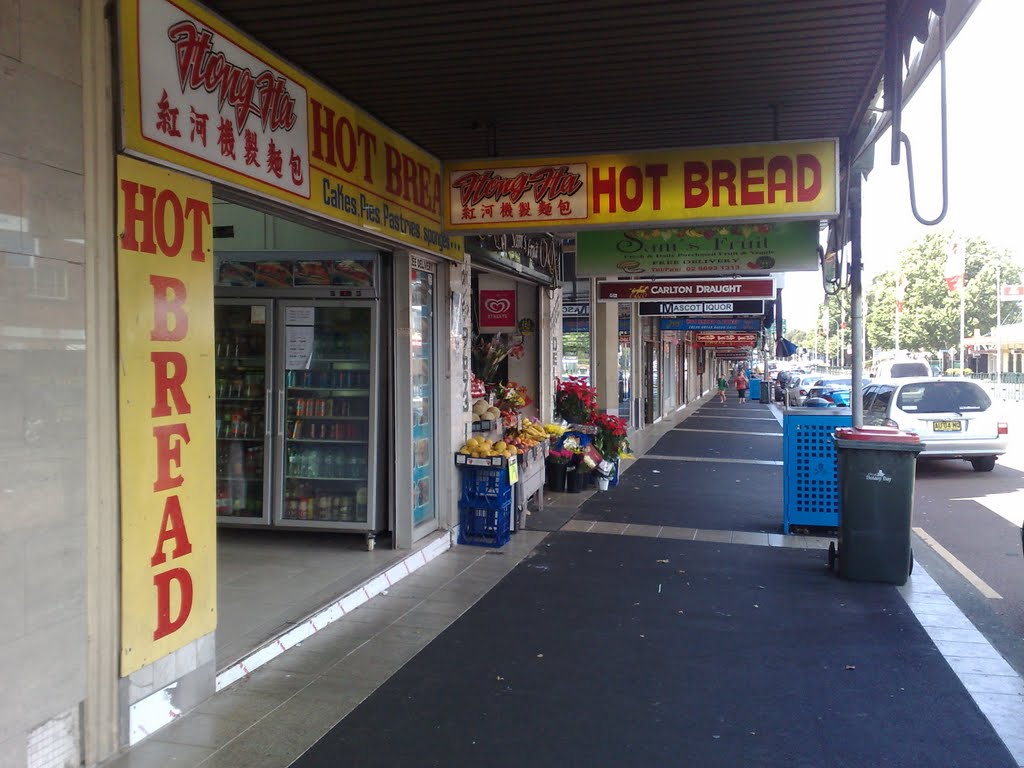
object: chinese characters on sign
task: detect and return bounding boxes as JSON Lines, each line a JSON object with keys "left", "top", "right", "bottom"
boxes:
{"left": 122, "top": 0, "right": 464, "bottom": 260}
{"left": 137, "top": 0, "right": 309, "bottom": 198}
{"left": 449, "top": 164, "right": 588, "bottom": 227}
{"left": 446, "top": 141, "right": 838, "bottom": 233}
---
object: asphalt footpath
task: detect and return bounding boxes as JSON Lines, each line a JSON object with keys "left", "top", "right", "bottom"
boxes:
{"left": 291, "top": 397, "right": 1018, "bottom": 768}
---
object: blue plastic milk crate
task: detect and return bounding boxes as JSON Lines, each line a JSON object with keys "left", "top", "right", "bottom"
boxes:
{"left": 458, "top": 499, "right": 512, "bottom": 548}
{"left": 460, "top": 466, "right": 513, "bottom": 507}
{"left": 782, "top": 408, "right": 852, "bottom": 533}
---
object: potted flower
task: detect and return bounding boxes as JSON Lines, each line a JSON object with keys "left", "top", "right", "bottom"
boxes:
{"left": 592, "top": 412, "right": 631, "bottom": 490}
{"left": 554, "top": 377, "right": 598, "bottom": 427}
{"left": 545, "top": 447, "right": 572, "bottom": 492}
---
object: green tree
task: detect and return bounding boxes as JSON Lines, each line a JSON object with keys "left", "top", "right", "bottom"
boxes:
{"left": 865, "top": 232, "right": 1021, "bottom": 358}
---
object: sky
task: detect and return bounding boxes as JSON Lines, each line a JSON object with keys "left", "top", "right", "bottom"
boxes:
{"left": 783, "top": 0, "right": 1023, "bottom": 332}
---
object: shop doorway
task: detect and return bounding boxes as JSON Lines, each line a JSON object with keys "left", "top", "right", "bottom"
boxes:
{"left": 209, "top": 199, "right": 427, "bottom": 669}
{"left": 644, "top": 340, "right": 659, "bottom": 424}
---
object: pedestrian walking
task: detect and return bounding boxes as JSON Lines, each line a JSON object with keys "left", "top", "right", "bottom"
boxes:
{"left": 733, "top": 370, "right": 749, "bottom": 403}
{"left": 717, "top": 375, "right": 728, "bottom": 404}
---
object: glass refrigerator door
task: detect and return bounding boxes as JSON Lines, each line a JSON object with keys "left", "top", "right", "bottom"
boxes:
{"left": 215, "top": 300, "right": 273, "bottom": 525}
{"left": 410, "top": 267, "right": 436, "bottom": 532}
{"left": 276, "top": 302, "right": 377, "bottom": 529}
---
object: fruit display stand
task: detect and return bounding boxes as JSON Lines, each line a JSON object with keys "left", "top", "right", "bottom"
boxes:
{"left": 513, "top": 441, "right": 547, "bottom": 525}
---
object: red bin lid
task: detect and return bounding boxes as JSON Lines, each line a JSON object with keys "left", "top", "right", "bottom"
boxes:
{"left": 834, "top": 426, "right": 921, "bottom": 444}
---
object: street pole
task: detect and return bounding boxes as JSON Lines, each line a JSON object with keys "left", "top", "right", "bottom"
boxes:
{"left": 959, "top": 272, "right": 966, "bottom": 374}
{"left": 996, "top": 263, "right": 1002, "bottom": 388}
{"left": 850, "top": 175, "right": 865, "bottom": 427}
{"left": 895, "top": 304, "right": 900, "bottom": 353}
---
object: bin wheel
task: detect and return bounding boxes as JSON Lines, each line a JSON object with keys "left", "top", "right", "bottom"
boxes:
{"left": 828, "top": 542, "right": 838, "bottom": 572}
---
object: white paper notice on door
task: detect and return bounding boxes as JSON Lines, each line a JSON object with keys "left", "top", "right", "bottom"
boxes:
{"left": 285, "top": 325, "right": 315, "bottom": 369}
{"left": 285, "top": 306, "right": 315, "bottom": 326}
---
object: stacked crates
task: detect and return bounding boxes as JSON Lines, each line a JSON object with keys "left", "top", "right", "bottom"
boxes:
{"left": 458, "top": 466, "right": 512, "bottom": 547}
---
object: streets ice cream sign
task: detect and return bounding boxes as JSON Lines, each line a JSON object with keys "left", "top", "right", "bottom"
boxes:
{"left": 479, "top": 289, "right": 517, "bottom": 330}
{"left": 126, "top": 0, "right": 309, "bottom": 199}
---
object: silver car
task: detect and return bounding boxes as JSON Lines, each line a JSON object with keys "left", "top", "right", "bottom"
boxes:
{"left": 786, "top": 374, "right": 824, "bottom": 407}
{"left": 862, "top": 377, "right": 1009, "bottom": 471}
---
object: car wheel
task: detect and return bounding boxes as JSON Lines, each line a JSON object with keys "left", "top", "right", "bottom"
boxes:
{"left": 970, "top": 456, "right": 997, "bottom": 472}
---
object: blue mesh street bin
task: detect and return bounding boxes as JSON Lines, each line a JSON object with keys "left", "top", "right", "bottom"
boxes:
{"left": 829, "top": 426, "right": 924, "bottom": 585}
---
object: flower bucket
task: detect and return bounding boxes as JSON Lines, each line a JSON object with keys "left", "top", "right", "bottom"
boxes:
{"left": 545, "top": 462, "right": 567, "bottom": 492}
{"left": 597, "top": 476, "right": 610, "bottom": 491}
{"left": 566, "top": 466, "right": 590, "bottom": 493}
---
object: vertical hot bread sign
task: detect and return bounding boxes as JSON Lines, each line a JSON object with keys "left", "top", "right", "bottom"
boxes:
{"left": 117, "top": 155, "right": 216, "bottom": 675}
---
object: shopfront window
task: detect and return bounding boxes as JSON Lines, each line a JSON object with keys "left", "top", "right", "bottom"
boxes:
{"left": 410, "top": 264, "right": 436, "bottom": 528}
{"left": 618, "top": 302, "right": 631, "bottom": 419}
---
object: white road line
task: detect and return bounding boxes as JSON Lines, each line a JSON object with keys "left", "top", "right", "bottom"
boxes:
{"left": 673, "top": 428, "right": 782, "bottom": 437}
{"left": 951, "top": 493, "right": 1024, "bottom": 529}
{"left": 641, "top": 454, "right": 783, "bottom": 466}
{"left": 913, "top": 526, "right": 1003, "bottom": 599}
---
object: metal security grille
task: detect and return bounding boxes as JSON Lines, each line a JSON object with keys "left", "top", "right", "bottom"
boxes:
{"left": 783, "top": 411, "right": 852, "bottom": 532}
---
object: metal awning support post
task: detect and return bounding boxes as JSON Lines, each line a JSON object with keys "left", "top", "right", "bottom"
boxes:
{"left": 850, "top": 174, "right": 865, "bottom": 428}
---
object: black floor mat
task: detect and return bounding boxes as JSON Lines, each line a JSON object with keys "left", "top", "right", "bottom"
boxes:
{"left": 293, "top": 533, "right": 1016, "bottom": 768}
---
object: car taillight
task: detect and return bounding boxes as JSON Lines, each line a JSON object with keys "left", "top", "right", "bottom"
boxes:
{"left": 998, "top": 421, "right": 1008, "bottom": 436}
{"left": 799, "top": 389, "right": 807, "bottom": 395}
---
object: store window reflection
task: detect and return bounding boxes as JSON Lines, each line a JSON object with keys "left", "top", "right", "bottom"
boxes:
{"left": 618, "top": 302, "right": 631, "bottom": 419}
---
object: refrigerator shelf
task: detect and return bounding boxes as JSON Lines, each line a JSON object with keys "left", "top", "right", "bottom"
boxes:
{"left": 217, "top": 395, "right": 263, "bottom": 401}
{"left": 287, "top": 415, "right": 369, "bottom": 422}
{"left": 216, "top": 476, "right": 263, "bottom": 482}
{"left": 216, "top": 436, "right": 265, "bottom": 441}
{"left": 287, "top": 387, "right": 370, "bottom": 393}
{"left": 286, "top": 475, "right": 367, "bottom": 482}
{"left": 287, "top": 438, "right": 365, "bottom": 444}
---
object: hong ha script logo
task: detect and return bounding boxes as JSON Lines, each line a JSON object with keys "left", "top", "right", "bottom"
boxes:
{"left": 167, "top": 21, "right": 298, "bottom": 135}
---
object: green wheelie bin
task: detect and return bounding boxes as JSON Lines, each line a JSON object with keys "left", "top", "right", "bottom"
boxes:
{"left": 828, "top": 426, "right": 924, "bottom": 585}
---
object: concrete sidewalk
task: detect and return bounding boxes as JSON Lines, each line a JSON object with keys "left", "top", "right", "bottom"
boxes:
{"left": 105, "top": 396, "right": 1024, "bottom": 768}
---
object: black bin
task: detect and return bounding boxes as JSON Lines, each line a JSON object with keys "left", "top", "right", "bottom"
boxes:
{"left": 759, "top": 381, "right": 771, "bottom": 403}
{"left": 829, "top": 426, "right": 924, "bottom": 585}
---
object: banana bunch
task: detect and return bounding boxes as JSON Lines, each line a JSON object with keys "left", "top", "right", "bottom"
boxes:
{"left": 520, "top": 418, "right": 548, "bottom": 442}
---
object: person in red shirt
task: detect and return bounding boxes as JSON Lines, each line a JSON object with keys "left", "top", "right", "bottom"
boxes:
{"left": 733, "top": 370, "right": 750, "bottom": 403}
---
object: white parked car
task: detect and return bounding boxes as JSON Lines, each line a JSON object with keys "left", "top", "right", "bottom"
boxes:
{"left": 869, "top": 359, "right": 933, "bottom": 379}
{"left": 861, "top": 377, "right": 1008, "bottom": 471}
{"left": 786, "top": 374, "right": 824, "bottom": 406}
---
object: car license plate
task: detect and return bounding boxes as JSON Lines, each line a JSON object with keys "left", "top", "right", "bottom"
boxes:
{"left": 933, "top": 420, "right": 962, "bottom": 432}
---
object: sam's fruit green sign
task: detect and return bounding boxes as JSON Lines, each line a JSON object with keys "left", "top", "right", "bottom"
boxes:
{"left": 576, "top": 221, "right": 818, "bottom": 278}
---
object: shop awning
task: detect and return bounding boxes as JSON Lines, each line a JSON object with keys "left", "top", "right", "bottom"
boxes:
{"left": 202, "top": 1, "right": 971, "bottom": 168}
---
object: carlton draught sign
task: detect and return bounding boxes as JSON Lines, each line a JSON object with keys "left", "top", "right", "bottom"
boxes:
{"left": 117, "top": 156, "right": 216, "bottom": 674}
{"left": 597, "top": 278, "right": 775, "bottom": 302}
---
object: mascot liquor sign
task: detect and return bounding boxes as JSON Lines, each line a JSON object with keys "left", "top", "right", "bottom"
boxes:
{"left": 445, "top": 140, "right": 837, "bottom": 233}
